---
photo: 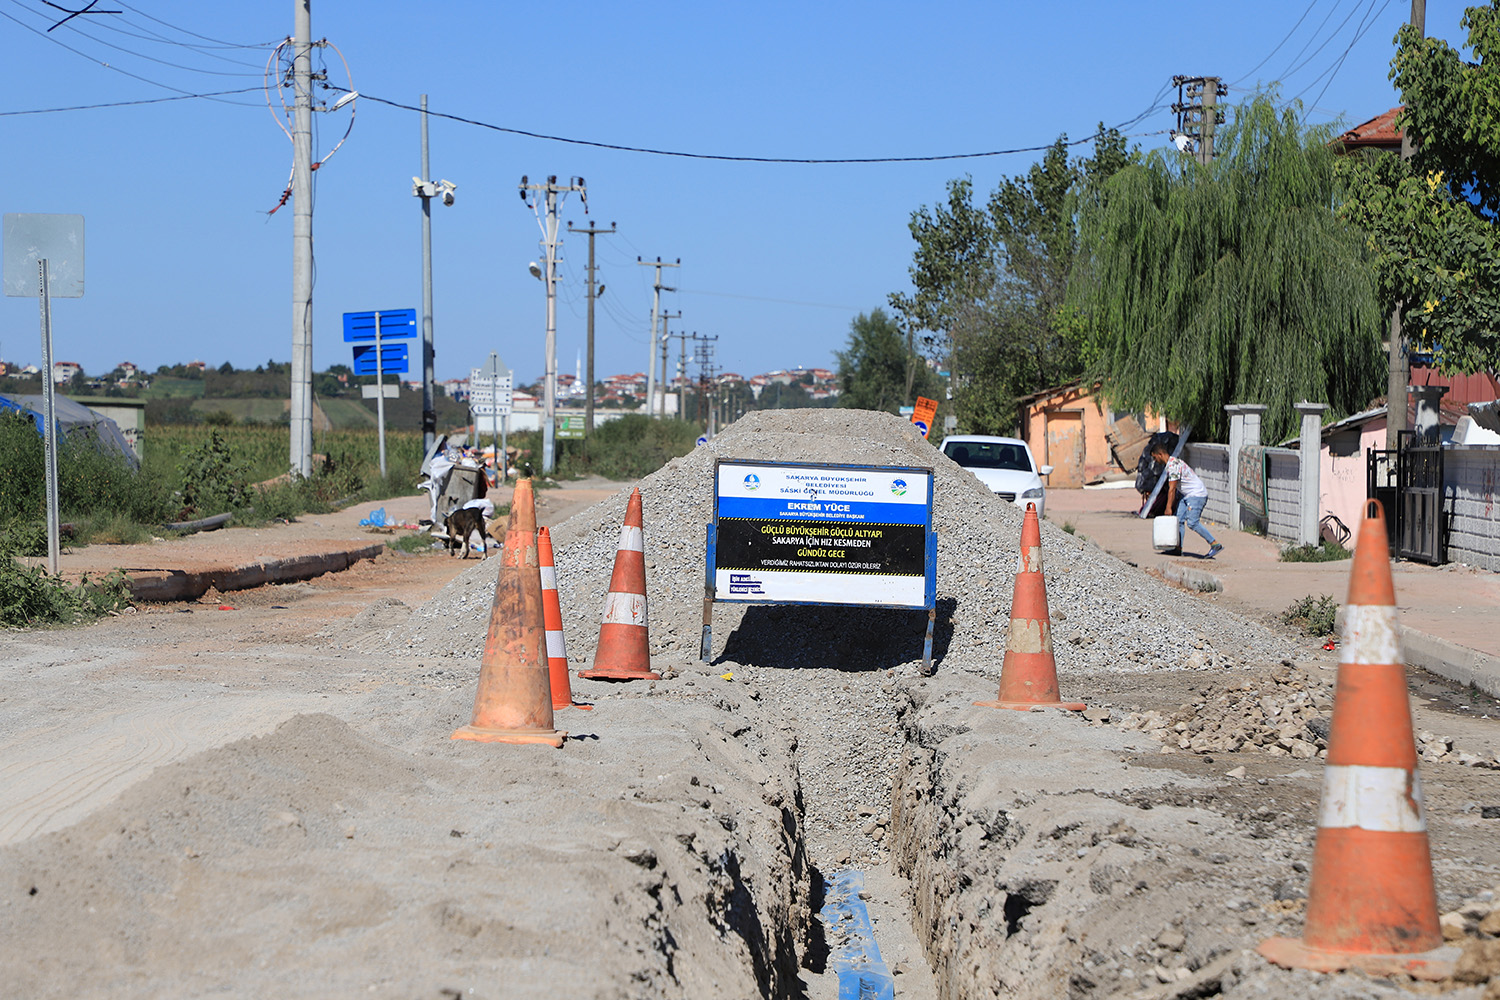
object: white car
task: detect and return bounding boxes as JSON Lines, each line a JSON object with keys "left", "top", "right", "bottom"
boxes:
{"left": 940, "top": 435, "right": 1052, "bottom": 518}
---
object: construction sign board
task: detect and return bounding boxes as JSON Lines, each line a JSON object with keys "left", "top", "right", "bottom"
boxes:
{"left": 911, "top": 396, "right": 938, "bottom": 438}
{"left": 703, "top": 459, "right": 938, "bottom": 669}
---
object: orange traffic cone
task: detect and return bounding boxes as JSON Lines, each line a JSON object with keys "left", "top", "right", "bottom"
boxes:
{"left": 579, "top": 488, "right": 660, "bottom": 682}
{"left": 1259, "top": 500, "right": 1452, "bottom": 980}
{"left": 975, "top": 503, "right": 1084, "bottom": 712}
{"left": 538, "top": 526, "right": 590, "bottom": 710}
{"left": 451, "top": 479, "right": 566, "bottom": 747}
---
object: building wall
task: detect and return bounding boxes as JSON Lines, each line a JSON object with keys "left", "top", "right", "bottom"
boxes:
{"left": 1265, "top": 448, "right": 1301, "bottom": 542}
{"left": 1320, "top": 417, "right": 1386, "bottom": 543}
{"left": 1019, "top": 386, "right": 1150, "bottom": 485}
{"left": 1186, "top": 443, "right": 1231, "bottom": 525}
{"left": 1446, "top": 446, "right": 1500, "bottom": 572}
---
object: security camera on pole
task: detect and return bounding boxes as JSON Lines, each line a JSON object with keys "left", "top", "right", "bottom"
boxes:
{"left": 519, "top": 174, "right": 586, "bottom": 474}
{"left": 411, "top": 93, "right": 457, "bottom": 458}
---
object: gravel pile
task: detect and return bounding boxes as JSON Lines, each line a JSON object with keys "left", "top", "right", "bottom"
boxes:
{"left": 373, "top": 408, "right": 1305, "bottom": 864}
{"left": 380, "top": 409, "right": 1296, "bottom": 677}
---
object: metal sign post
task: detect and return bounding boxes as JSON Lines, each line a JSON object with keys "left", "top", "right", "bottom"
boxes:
{"left": 470, "top": 352, "right": 513, "bottom": 482}
{"left": 4, "top": 213, "right": 85, "bottom": 577}
{"left": 37, "top": 261, "right": 61, "bottom": 575}
{"left": 344, "top": 309, "right": 416, "bottom": 481}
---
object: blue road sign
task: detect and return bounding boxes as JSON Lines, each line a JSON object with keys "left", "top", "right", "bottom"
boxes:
{"left": 352, "top": 342, "right": 409, "bottom": 375}
{"left": 342, "top": 309, "right": 417, "bottom": 342}
{"left": 696, "top": 435, "right": 709, "bottom": 447}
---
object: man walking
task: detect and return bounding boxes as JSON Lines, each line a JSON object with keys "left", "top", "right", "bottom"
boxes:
{"left": 1150, "top": 441, "right": 1223, "bottom": 559}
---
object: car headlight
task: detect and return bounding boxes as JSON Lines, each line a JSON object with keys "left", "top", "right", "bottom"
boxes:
{"left": 1021, "top": 487, "right": 1045, "bottom": 498}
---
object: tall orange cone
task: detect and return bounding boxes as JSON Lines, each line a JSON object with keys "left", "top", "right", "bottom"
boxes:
{"left": 451, "top": 479, "right": 566, "bottom": 747}
{"left": 1259, "top": 500, "right": 1452, "bottom": 980}
{"left": 538, "top": 526, "right": 590, "bottom": 710}
{"left": 579, "top": 488, "right": 660, "bottom": 682}
{"left": 975, "top": 503, "right": 1084, "bottom": 712}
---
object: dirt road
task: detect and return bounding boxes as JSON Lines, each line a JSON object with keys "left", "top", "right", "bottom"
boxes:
{"left": 4, "top": 420, "right": 1499, "bottom": 1000}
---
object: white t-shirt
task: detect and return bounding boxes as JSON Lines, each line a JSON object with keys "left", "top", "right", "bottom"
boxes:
{"left": 1164, "top": 456, "right": 1208, "bottom": 499}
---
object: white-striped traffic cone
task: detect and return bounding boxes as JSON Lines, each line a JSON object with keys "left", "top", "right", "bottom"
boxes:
{"left": 1259, "top": 499, "right": 1451, "bottom": 980}
{"left": 579, "top": 488, "right": 659, "bottom": 682}
{"left": 538, "top": 526, "right": 590, "bottom": 710}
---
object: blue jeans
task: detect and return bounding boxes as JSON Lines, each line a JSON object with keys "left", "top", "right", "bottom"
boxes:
{"left": 1177, "top": 494, "right": 1216, "bottom": 548}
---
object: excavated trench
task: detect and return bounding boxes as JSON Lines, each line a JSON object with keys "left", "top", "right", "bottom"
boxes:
{"left": 8, "top": 408, "right": 1500, "bottom": 997}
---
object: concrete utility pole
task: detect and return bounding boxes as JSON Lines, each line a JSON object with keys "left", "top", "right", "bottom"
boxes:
{"left": 289, "top": 0, "right": 314, "bottom": 477}
{"left": 691, "top": 332, "right": 718, "bottom": 429}
{"left": 672, "top": 326, "right": 693, "bottom": 420}
{"left": 413, "top": 95, "right": 457, "bottom": 457}
{"left": 520, "top": 175, "right": 586, "bottom": 473}
{"left": 637, "top": 256, "right": 678, "bottom": 417}
{"left": 1388, "top": 0, "right": 1426, "bottom": 449}
{"left": 659, "top": 310, "right": 681, "bottom": 417}
{"left": 1172, "top": 75, "right": 1226, "bottom": 163}
{"left": 567, "top": 221, "right": 615, "bottom": 433}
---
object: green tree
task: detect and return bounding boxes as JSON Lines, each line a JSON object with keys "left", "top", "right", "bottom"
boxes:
{"left": 890, "top": 129, "right": 1133, "bottom": 434}
{"left": 1070, "top": 95, "right": 1384, "bottom": 443}
{"left": 835, "top": 309, "right": 939, "bottom": 412}
{"left": 1337, "top": 3, "right": 1500, "bottom": 373}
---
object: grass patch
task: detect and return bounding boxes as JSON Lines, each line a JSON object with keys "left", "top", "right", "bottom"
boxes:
{"left": 1282, "top": 593, "right": 1339, "bottom": 636}
{"left": 388, "top": 532, "right": 439, "bottom": 555}
{"left": 1061, "top": 521, "right": 1076, "bottom": 535}
{"left": 1280, "top": 540, "right": 1353, "bottom": 563}
{"left": 511, "top": 415, "right": 700, "bottom": 481}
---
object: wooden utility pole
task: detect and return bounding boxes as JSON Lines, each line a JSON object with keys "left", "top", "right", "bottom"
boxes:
{"left": 568, "top": 221, "right": 615, "bottom": 433}
{"left": 1388, "top": 0, "right": 1426, "bottom": 448}
{"left": 1172, "top": 75, "right": 1226, "bottom": 163}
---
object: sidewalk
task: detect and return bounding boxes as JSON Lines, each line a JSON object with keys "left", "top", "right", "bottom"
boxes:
{"left": 24, "top": 478, "right": 621, "bottom": 603}
{"left": 1045, "top": 486, "right": 1500, "bottom": 695}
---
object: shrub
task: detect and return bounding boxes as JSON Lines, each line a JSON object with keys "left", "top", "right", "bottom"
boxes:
{"left": 0, "top": 528, "right": 132, "bottom": 627}
{"left": 177, "top": 429, "right": 253, "bottom": 516}
{"left": 1282, "top": 594, "right": 1339, "bottom": 636}
{"left": 1280, "top": 540, "right": 1353, "bottom": 563}
{"left": 521, "top": 415, "right": 700, "bottom": 481}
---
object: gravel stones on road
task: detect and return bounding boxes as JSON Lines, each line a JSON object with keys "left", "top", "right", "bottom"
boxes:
{"left": 384, "top": 408, "right": 1300, "bottom": 871}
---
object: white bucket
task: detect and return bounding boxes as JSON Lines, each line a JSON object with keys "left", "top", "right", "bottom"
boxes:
{"left": 1152, "top": 514, "right": 1180, "bottom": 552}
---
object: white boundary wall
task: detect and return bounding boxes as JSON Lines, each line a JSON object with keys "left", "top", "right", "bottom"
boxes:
{"left": 1446, "top": 445, "right": 1500, "bottom": 571}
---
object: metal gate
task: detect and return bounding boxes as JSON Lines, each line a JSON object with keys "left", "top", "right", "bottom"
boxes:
{"left": 1366, "top": 431, "right": 1446, "bottom": 564}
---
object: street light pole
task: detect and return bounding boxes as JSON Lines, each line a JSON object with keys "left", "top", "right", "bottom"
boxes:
{"left": 519, "top": 175, "right": 586, "bottom": 473}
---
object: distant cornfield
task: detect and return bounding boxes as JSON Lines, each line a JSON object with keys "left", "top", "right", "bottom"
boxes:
{"left": 143, "top": 426, "right": 425, "bottom": 487}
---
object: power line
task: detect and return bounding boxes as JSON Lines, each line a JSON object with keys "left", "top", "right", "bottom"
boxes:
{"left": 9, "top": 0, "right": 265, "bottom": 74}
{"left": 115, "top": 0, "right": 275, "bottom": 48}
{"left": 0, "top": 6, "right": 263, "bottom": 105}
{"left": 328, "top": 86, "right": 1169, "bottom": 164}
{"left": 1230, "top": 0, "right": 1320, "bottom": 86}
{"left": 1293, "top": 0, "right": 1394, "bottom": 113}
{"left": 0, "top": 86, "right": 262, "bottom": 115}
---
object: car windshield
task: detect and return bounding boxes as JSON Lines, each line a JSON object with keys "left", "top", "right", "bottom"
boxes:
{"left": 944, "top": 441, "right": 1033, "bottom": 472}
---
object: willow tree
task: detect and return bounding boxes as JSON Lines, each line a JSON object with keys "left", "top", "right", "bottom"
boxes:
{"left": 1070, "top": 96, "right": 1384, "bottom": 443}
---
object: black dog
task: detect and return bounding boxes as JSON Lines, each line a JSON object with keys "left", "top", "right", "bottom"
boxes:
{"left": 443, "top": 506, "right": 489, "bottom": 559}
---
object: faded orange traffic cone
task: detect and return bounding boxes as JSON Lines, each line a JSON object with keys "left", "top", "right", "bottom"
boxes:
{"left": 975, "top": 503, "right": 1084, "bottom": 712}
{"left": 451, "top": 479, "right": 566, "bottom": 747}
{"left": 579, "top": 488, "right": 660, "bottom": 682}
{"left": 538, "top": 526, "right": 590, "bottom": 710}
{"left": 1259, "top": 499, "right": 1451, "bottom": 980}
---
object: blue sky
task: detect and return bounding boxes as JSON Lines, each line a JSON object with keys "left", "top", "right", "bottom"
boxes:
{"left": 0, "top": 1, "right": 1471, "bottom": 387}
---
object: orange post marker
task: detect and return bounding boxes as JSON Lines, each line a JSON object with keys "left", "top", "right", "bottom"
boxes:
{"left": 1259, "top": 500, "right": 1452, "bottom": 980}
{"left": 975, "top": 503, "right": 1084, "bottom": 712}
{"left": 451, "top": 479, "right": 566, "bottom": 747}
{"left": 538, "top": 526, "right": 590, "bottom": 710}
{"left": 579, "top": 488, "right": 660, "bottom": 682}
